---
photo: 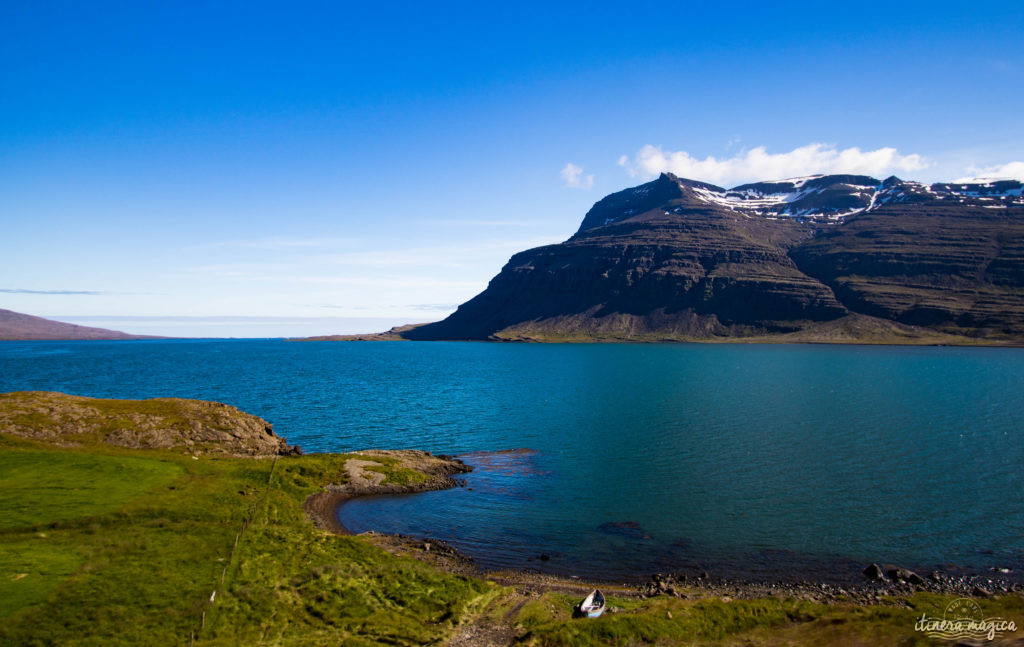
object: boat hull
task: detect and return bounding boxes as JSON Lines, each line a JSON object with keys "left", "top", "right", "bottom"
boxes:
{"left": 578, "top": 589, "right": 606, "bottom": 618}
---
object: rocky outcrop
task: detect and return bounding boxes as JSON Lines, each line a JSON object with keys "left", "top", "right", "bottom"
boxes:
{"left": 0, "top": 391, "right": 300, "bottom": 456}
{"left": 402, "top": 173, "right": 1024, "bottom": 343}
{"left": 302, "top": 450, "right": 472, "bottom": 534}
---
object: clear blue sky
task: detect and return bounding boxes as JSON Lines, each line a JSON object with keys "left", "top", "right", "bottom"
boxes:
{"left": 3, "top": 1, "right": 1023, "bottom": 336}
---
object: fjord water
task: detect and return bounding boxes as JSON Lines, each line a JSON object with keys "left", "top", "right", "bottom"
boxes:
{"left": 2, "top": 340, "right": 1022, "bottom": 582}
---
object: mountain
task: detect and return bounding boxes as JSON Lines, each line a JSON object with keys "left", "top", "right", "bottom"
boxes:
{"left": 0, "top": 308, "right": 157, "bottom": 340}
{"left": 401, "top": 173, "right": 1024, "bottom": 343}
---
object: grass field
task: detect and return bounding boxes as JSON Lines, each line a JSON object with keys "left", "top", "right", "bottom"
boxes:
{"left": 0, "top": 435, "right": 490, "bottom": 646}
{"left": 1, "top": 430, "right": 1021, "bottom": 646}
{"left": 509, "top": 591, "right": 1024, "bottom": 646}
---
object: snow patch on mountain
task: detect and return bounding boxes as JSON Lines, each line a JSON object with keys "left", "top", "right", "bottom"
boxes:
{"left": 685, "top": 175, "right": 1024, "bottom": 221}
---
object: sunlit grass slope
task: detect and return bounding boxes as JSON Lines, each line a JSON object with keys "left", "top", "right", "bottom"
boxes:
{"left": 0, "top": 435, "right": 491, "bottom": 646}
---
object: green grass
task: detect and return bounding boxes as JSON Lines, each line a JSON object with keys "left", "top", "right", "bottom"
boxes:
{"left": 515, "top": 594, "right": 825, "bottom": 646}
{"left": 514, "top": 592, "right": 1024, "bottom": 646}
{"left": 0, "top": 451, "right": 183, "bottom": 530}
{"left": 0, "top": 538, "right": 84, "bottom": 618}
{"left": 0, "top": 437, "right": 492, "bottom": 646}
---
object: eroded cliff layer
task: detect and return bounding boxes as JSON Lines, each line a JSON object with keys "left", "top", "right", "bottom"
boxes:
{"left": 403, "top": 173, "right": 1024, "bottom": 342}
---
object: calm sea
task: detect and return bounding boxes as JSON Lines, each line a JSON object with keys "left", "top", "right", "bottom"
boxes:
{"left": 2, "top": 339, "right": 1022, "bottom": 582}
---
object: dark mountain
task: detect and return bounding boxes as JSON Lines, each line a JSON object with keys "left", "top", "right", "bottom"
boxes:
{"left": 0, "top": 308, "right": 156, "bottom": 340}
{"left": 791, "top": 185, "right": 1024, "bottom": 336}
{"left": 402, "top": 172, "right": 1024, "bottom": 343}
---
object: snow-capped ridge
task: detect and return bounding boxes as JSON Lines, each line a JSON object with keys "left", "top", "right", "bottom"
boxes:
{"left": 577, "top": 172, "right": 1024, "bottom": 234}
{"left": 673, "top": 173, "right": 1024, "bottom": 222}
{"left": 682, "top": 174, "right": 880, "bottom": 221}
{"left": 953, "top": 176, "right": 1024, "bottom": 184}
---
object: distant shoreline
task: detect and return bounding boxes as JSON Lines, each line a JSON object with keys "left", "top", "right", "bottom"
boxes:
{"left": 291, "top": 332, "right": 1024, "bottom": 348}
{"left": 5, "top": 335, "right": 1024, "bottom": 347}
{"left": 289, "top": 313, "right": 1024, "bottom": 346}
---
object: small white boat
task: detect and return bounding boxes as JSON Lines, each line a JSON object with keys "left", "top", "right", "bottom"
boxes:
{"left": 577, "top": 589, "right": 606, "bottom": 618}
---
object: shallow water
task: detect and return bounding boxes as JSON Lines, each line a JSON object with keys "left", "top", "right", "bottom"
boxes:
{"left": 2, "top": 339, "right": 1022, "bottom": 581}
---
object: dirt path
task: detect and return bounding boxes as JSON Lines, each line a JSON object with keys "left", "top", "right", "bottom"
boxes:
{"left": 447, "top": 592, "right": 531, "bottom": 647}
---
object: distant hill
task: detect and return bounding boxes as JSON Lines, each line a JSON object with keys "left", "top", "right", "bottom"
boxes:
{"left": 0, "top": 308, "right": 157, "bottom": 340}
{"left": 293, "top": 324, "right": 427, "bottom": 341}
{"left": 391, "top": 173, "right": 1024, "bottom": 344}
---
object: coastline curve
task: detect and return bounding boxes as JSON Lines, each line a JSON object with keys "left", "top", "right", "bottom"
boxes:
{"left": 302, "top": 450, "right": 471, "bottom": 535}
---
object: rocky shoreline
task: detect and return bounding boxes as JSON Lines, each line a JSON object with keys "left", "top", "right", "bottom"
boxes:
{"left": 357, "top": 531, "right": 1024, "bottom": 609}
{"left": 305, "top": 453, "right": 1023, "bottom": 607}
{"left": 631, "top": 566, "right": 1023, "bottom": 607}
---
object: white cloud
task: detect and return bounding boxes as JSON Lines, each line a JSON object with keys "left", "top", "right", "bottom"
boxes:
{"left": 560, "top": 162, "right": 594, "bottom": 189}
{"left": 618, "top": 143, "right": 930, "bottom": 187}
{"left": 954, "top": 161, "right": 1024, "bottom": 182}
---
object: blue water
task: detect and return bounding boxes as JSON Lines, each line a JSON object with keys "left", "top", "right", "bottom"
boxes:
{"left": 2, "top": 339, "right": 1023, "bottom": 582}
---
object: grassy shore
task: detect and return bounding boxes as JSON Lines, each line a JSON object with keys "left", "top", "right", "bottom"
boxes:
{"left": 2, "top": 397, "right": 1022, "bottom": 645}
{"left": 0, "top": 435, "right": 491, "bottom": 646}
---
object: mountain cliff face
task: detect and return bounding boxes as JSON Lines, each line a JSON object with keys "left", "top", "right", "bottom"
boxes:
{"left": 404, "top": 173, "right": 1024, "bottom": 343}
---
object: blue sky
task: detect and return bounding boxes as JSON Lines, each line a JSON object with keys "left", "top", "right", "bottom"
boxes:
{"left": 2, "top": 1, "right": 1023, "bottom": 336}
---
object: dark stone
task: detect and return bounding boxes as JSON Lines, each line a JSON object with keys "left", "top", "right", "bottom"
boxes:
{"left": 885, "top": 567, "right": 924, "bottom": 585}
{"left": 539, "top": 554, "right": 550, "bottom": 562}
{"left": 863, "top": 563, "right": 885, "bottom": 581}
